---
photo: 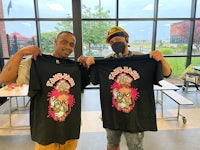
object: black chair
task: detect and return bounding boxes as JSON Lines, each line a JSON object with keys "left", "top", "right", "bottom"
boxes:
{"left": 183, "top": 72, "right": 200, "bottom": 92}
{"left": 0, "top": 83, "right": 7, "bottom": 106}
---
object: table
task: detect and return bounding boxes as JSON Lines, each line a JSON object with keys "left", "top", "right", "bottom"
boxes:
{"left": 0, "top": 84, "right": 29, "bottom": 129}
{"left": 193, "top": 66, "right": 200, "bottom": 71}
{"left": 183, "top": 66, "right": 200, "bottom": 92}
{"left": 154, "top": 80, "right": 179, "bottom": 91}
{"left": 154, "top": 80, "right": 180, "bottom": 117}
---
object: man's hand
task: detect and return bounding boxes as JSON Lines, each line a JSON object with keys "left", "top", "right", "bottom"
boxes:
{"left": 18, "top": 45, "right": 42, "bottom": 60}
{"left": 149, "top": 50, "right": 164, "bottom": 62}
{"left": 77, "top": 55, "right": 95, "bottom": 68}
{"left": 150, "top": 50, "right": 172, "bottom": 77}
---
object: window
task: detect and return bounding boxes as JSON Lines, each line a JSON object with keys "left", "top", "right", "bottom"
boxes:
{"left": 196, "top": 0, "right": 200, "bottom": 18}
{"left": 158, "top": 0, "right": 191, "bottom": 18}
{"left": 0, "top": 0, "right": 199, "bottom": 85}
{"left": 1, "top": 21, "right": 36, "bottom": 56}
{"left": 82, "top": 0, "right": 116, "bottom": 18}
{"left": 119, "top": 21, "right": 153, "bottom": 54}
{"left": 2, "top": 0, "right": 35, "bottom": 18}
{"left": 156, "top": 20, "right": 190, "bottom": 56}
{"left": 192, "top": 20, "right": 200, "bottom": 56}
{"left": 119, "top": 0, "right": 154, "bottom": 18}
{"left": 38, "top": 0, "right": 72, "bottom": 18}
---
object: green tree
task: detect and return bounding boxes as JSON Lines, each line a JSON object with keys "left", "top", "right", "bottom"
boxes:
{"left": 53, "top": 4, "right": 114, "bottom": 56}
{"left": 82, "top": 5, "right": 114, "bottom": 55}
{"left": 40, "top": 5, "right": 114, "bottom": 55}
{"left": 54, "top": 14, "right": 73, "bottom": 32}
{"left": 40, "top": 32, "right": 57, "bottom": 54}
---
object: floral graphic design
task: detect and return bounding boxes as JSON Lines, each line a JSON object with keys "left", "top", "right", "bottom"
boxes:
{"left": 111, "top": 73, "right": 139, "bottom": 113}
{"left": 47, "top": 80, "right": 75, "bottom": 122}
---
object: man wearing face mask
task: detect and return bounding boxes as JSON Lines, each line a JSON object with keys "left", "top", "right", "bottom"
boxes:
{"left": 79, "top": 26, "right": 171, "bottom": 150}
{"left": 105, "top": 26, "right": 141, "bottom": 58}
{"left": 105, "top": 26, "right": 171, "bottom": 78}
{"left": 103, "top": 26, "right": 171, "bottom": 150}
{"left": 79, "top": 26, "right": 171, "bottom": 77}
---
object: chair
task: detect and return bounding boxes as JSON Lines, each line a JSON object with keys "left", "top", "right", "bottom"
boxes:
{"left": 0, "top": 82, "right": 7, "bottom": 106}
{"left": 182, "top": 65, "right": 200, "bottom": 92}
{"left": 184, "top": 73, "right": 200, "bottom": 91}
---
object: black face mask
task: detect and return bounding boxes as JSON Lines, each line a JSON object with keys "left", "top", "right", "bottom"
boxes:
{"left": 111, "top": 42, "right": 126, "bottom": 55}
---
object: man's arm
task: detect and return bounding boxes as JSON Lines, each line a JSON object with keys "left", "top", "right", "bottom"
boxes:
{"left": 0, "top": 45, "right": 42, "bottom": 84}
{"left": 77, "top": 55, "right": 95, "bottom": 69}
{"left": 149, "top": 50, "right": 171, "bottom": 77}
{"left": 160, "top": 58, "right": 171, "bottom": 77}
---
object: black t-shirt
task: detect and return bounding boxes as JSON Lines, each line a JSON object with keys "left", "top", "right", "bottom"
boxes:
{"left": 90, "top": 54, "right": 163, "bottom": 132}
{"left": 28, "top": 54, "right": 89, "bottom": 145}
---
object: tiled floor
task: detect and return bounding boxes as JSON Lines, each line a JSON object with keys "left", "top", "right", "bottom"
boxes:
{"left": 0, "top": 87, "right": 200, "bottom": 150}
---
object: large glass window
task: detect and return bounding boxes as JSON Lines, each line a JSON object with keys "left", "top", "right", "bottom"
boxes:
{"left": 5, "top": 21, "right": 36, "bottom": 37}
{"left": 165, "top": 57, "right": 187, "bottom": 83}
{"left": 1, "top": 21, "right": 36, "bottom": 57}
{"left": 2, "top": 0, "right": 35, "bottom": 18}
{"left": 156, "top": 20, "right": 190, "bottom": 56}
{"left": 0, "top": 0, "right": 199, "bottom": 85}
{"left": 82, "top": 21, "right": 115, "bottom": 57}
{"left": 191, "top": 19, "right": 200, "bottom": 68}
{"left": 191, "top": 56, "right": 200, "bottom": 67}
{"left": 197, "top": 0, "right": 200, "bottom": 18}
{"left": 192, "top": 20, "right": 200, "bottom": 56}
{"left": 119, "top": 21, "right": 153, "bottom": 53}
{"left": 158, "top": 0, "right": 192, "bottom": 18}
{"left": 82, "top": 0, "right": 116, "bottom": 18}
{"left": 119, "top": 0, "right": 154, "bottom": 18}
{"left": 38, "top": 0, "right": 72, "bottom": 18}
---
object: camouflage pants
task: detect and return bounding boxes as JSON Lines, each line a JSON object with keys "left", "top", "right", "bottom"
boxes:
{"left": 106, "top": 128, "right": 144, "bottom": 150}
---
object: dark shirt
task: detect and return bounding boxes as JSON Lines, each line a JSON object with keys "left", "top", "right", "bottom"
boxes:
{"left": 90, "top": 54, "right": 163, "bottom": 132}
{"left": 28, "top": 54, "right": 89, "bottom": 145}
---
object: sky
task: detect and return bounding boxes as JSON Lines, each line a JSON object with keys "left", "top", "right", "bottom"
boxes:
{"left": 1, "top": 0, "right": 200, "bottom": 40}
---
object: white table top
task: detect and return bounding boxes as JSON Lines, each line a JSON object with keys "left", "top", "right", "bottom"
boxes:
{"left": 193, "top": 66, "right": 200, "bottom": 71}
{"left": 0, "top": 84, "right": 29, "bottom": 97}
{"left": 0, "top": 80, "right": 176, "bottom": 96}
{"left": 154, "top": 80, "right": 179, "bottom": 91}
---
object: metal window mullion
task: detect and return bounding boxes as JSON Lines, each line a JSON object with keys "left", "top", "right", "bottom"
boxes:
{"left": 186, "top": 0, "right": 197, "bottom": 67}
{"left": 72, "top": 0, "right": 82, "bottom": 59}
{"left": 33, "top": 0, "right": 41, "bottom": 48}
{"left": 151, "top": 0, "right": 159, "bottom": 51}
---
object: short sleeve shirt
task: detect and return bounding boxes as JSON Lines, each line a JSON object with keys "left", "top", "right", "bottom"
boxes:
{"left": 28, "top": 54, "right": 89, "bottom": 145}
{"left": 90, "top": 54, "right": 163, "bottom": 132}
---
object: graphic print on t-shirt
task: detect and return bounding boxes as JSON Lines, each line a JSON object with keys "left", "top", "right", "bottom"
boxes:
{"left": 46, "top": 73, "right": 75, "bottom": 122}
{"left": 109, "top": 66, "right": 140, "bottom": 113}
